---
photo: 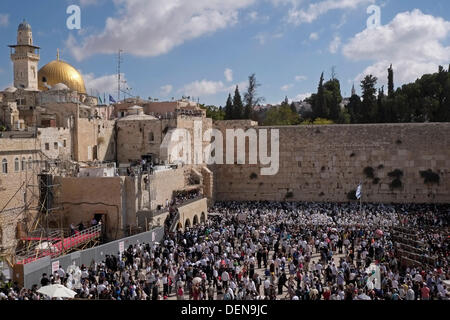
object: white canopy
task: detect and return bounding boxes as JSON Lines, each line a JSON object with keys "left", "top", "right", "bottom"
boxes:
{"left": 37, "top": 284, "right": 77, "bottom": 299}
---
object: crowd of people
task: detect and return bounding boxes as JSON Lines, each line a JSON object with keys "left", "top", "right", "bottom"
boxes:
{"left": 1, "top": 201, "right": 449, "bottom": 300}
{"left": 172, "top": 189, "right": 201, "bottom": 206}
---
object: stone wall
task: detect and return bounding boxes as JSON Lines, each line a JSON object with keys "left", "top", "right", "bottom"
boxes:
{"left": 148, "top": 167, "right": 187, "bottom": 210}
{"left": 116, "top": 115, "right": 213, "bottom": 165}
{"left": 116, "top": 117, "right": 176, "bottom": 164}
{"left": 177, "top": 198, "right": 208, "bottom": 231}
{"left": 75, "top": 118, "right": 115, "bottom": 162}
{"left": 212, "top": 122, "right": 450, "bottom": 204}
{"left": 54, "top": 177, "right": 124, "bottom": 240}
{"left": 37, "top": 127, "right": 72, "bottom": 160}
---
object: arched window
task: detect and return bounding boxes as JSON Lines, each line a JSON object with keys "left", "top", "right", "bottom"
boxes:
{"left": 149, "top": 132, "right": 154, "bottom": 142}
{"left": 21, "top": 157, "right": 26, "bottom": 171}
{"left": 14, "top": 158, "right": 20, "bottom": 172}
{"left": 28, "top": 157, "right": 32, "bottom": 169}
{"left": 2, "top": 159, "right": 7, "bottom": 174}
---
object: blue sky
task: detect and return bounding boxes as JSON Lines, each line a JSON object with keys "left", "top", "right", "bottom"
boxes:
{"left": 0, "top": 0, "right": 449, "bottom": 106}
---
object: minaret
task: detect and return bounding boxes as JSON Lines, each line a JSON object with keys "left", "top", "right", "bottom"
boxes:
{"left": 8, "top": 20, "right": 40, "bottom": 90}
{"left": 351, "top": 83, "right": 356, "bottom": 96}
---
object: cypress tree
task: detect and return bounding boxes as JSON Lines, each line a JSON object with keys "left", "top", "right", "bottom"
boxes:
{"left": 232, "top": 86, "right": 244, "bottom": 119}
{"left": 225, "top": 93, "right": 233, "bottom": 120}
{"left": 313, "top": 72, "right": 327, "bottom": 119}
{"left": 388, "top": 64, "right": 394, "bottom": 97}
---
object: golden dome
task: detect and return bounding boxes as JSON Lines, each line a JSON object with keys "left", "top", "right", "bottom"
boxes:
{"left": 38, "top": 58, "right": 86, "bottom": 94}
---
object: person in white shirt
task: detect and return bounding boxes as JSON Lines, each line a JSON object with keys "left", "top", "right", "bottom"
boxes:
{"left": 221, "top": 270, "right": 230, "bottom": 289}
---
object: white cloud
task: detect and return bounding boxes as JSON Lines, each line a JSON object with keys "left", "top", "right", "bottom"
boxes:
{"left": 269, "top": 0, "right": 302, "bottom": 6}
{"left": 0, "top": 14, "right": 9, "bottom": 27}
{"left": 281, "top": 84, "right": 294, "bottom": 91}
{"left": 329, "top": 35, "right": 341, "bottom": 54}
{"left": 309, "top": 32, "right": 319, "bottom": 40}
{"left": 224, "top": 68, "right": 233, "bottom": 82}
{"left": 254, "top": 32, "right": 284, "bottom": 45}
{"left": 180, "top": 80, "right": 226, "bottom": 97}
{"left": 287, "top": 0, "right": 374, "bottom": 25}
{"left": 342, "top": 9, "right": 450, "bottom": 86}
{"left": 160, "top": 85, "right": 173, "bottom": 96}
{"left": 67, "top": 0, "right": 255, "bottom": 61}
{"left": 248, "top": 11, "right": 269, "bottom": 22}
{"left": 180, "top": 79, "right": 247, "bottom": 97}
{"left": 294, "top": 92, "right": 313, "bottom": 101}
{"left": 83, "top": 72, "right": 125, "bottom": 95}
{"left": 295, "top": 75, "right": 307, "bottom": 81}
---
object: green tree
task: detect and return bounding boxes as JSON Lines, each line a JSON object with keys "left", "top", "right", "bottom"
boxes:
{"left": 232, "top": 86, "right": 244, "bottom": 119}
{"left": 202, "top": 105, "right": 225, "bottom": 120}
{"left": 263, "top": 100, "right": 300, "bottom": 126}
{"left": 290, "top": 102, "right": 297, "bottom": 114}
{"left": 388, "top": 64, "right": 394, "bottom": 97}
{"left": 360, "top": 75, "right": 378, "bottom": 123}
{"left": 377, "top": 86, "right": 385, "bottom": 123}
{"left": 243, "top": 74, "right": 264, "bottom": 120}
{"left": 347, "top": 93, "right": 362, "bottom": 123}
{"left": 301, "top": 118, "right": 334, "bottom": 125}
{"left": 324, "top": 78, "right": 342, "bottom": 121}
{"left": 312, "top": 72, "right": 329, "bottom": 119}
{"left": 224, "top": 93, "right": 233, "bottom": 120}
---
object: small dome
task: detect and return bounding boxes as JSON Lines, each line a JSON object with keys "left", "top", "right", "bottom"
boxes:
{"left": 50, "top": 83, "right": 69, "bottom": 91}
{"left": 4, "top": 86, "right": 17, "bottom": 93}
{"left": 18, "top": 20, "right": 31, "bottom": 31}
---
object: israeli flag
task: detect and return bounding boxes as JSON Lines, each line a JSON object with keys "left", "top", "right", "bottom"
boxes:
{"left": 356, "top": 184, "right": 362, "bottom": 200}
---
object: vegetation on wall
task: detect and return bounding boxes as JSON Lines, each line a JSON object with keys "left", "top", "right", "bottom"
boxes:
{"left": 388, "top": 169, "right": 404, "bottom": 190}
{"left": 420, "top": 169, "right": 440, "bottom": 185}
{"left": 388, "top": 169, "right": 404, "bottom": 179}
{"left": 285, "top": 191, "right": 294, "bottom": 199}
{"left": 347, "top": 190, "right": 357, "bottom": 200}
{"left": 389, "top": 179, "right": 403, "bottom": 190}
{"left": 363, "top": 166, "right": 375, "bottom": 179}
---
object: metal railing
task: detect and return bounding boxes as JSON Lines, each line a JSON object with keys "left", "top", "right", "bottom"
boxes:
{"left": 169, "top": 211, "right": 180, "bottom": 233}
{"left": 15, "top": 224, "right": 102, "bottom": 265}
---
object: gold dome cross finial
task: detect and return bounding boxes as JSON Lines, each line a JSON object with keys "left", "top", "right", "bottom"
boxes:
{"left": 57, "top": 48, "right": 60, "bottom": 61}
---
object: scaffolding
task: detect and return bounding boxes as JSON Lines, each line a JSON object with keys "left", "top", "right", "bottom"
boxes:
{"left": 0, "top": 144, "right": 98, "bottom": 267}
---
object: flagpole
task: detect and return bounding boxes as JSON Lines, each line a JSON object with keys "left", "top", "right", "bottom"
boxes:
{"left": 360, "top": 191, "right": 362, "bottom": 213}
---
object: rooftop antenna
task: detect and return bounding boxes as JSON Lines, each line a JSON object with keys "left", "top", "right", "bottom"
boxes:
{"left": 117, "top": 49, "right": 124, "bottom": 102}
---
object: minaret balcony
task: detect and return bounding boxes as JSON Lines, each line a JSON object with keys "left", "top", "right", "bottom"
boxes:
{"left": 10, "top": 52, "right": 40, "bottom": 61}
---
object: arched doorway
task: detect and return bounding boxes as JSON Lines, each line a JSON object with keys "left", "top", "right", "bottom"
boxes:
{"left": 184, "top": 219, "right": 191, "bottom": 229}
{"left": 200, "top": 212, "right": 206, "bottom": 224}
{"left": 193, "top": 215, "right": 199, "bottom": 226}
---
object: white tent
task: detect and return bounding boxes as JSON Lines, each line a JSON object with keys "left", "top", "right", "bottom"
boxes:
{"left": 37, "top": 284, "right": 77, "bottom": 299}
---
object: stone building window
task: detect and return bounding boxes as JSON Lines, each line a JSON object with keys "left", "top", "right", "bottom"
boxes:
{"left": 14, "top": 158, "right": 19, "bottom": 172}
{"left": 63, "top": 140, "right": 67, "bottom": 147}
{"left": 45, "top": 143, "right": 49, "bottom": 150}
{"left": 54, "top": 142, "right": 58, "bottom": 150}
{"left": 149, "top": 132, "right": 154, "bottom": 142}
{"left": 2, "top": 159, "right": 7, "bottom": 174}
{"left": 28, "top": 157, "right": 32, "bottom": 169}
{"left": 21, "top": 157, "right": 26, "bottom": 171}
